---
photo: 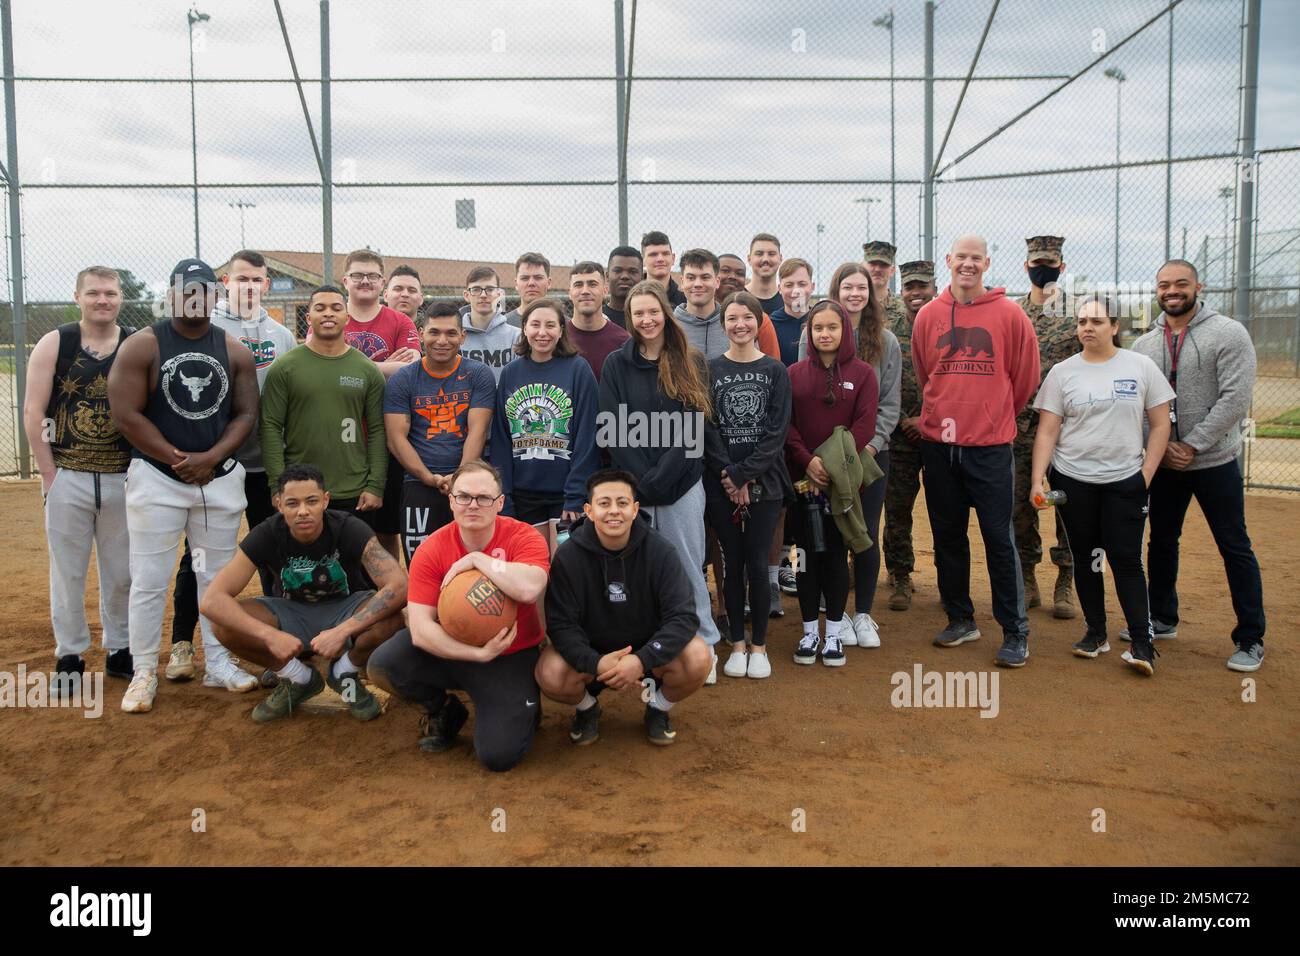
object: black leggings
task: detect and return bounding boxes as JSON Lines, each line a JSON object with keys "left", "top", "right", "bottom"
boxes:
{"left": 1049, "top": 467, "right": 1153, "bottom": 641}
{"left": 706, "top": 496, "right": 782, "bottom": 646}
{"left": 791, "top": 493, "right": 849, "bottom": 623}
{"left": 853, "top": 450, "right": 889, "bottom": 615}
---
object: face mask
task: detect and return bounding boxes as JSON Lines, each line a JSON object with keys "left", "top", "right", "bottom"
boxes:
{"left": 1028, "top": 264, "right": 1061, "bottom": 289}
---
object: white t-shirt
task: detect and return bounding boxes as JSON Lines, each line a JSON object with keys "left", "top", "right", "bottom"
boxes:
{"left": 1033, "top": 349, "right": 1175, "bottom": 484}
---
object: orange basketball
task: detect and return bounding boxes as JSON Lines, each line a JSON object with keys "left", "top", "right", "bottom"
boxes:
{"left": 438, "top": 570, "right": 518, "bottom": 646}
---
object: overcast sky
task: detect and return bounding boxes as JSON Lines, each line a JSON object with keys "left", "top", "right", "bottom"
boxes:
{"left": 3, "top": 0, "right": 1298, "bottom": 300}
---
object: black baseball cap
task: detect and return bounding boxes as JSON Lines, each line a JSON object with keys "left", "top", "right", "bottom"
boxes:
{"left": 169, "top": 258, "right": 219, "bottom": 289}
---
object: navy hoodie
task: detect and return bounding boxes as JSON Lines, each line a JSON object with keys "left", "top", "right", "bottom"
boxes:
{"left": 597, "top": 337, "right": 708, "bottom": 506}
{"left": 545, "top": 514, "right": 700, "bottom": 675}
{"left": 769, "top": 306, "right": 807, "bottom": 367}
{"left": 491, "top": 353, "right": 599, "bottom": 513}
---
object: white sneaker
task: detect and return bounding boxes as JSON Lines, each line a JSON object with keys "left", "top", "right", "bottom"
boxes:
{"left": 839, "top": 616, "right": 858, "bottom": 646}
{"left": 164, "top": 641, "right": 196, "bottom": 681}
{"left": 723, "top": 648, "right": 748, "bottom": 678}
{"left": 202, "top": 654, "right": 259, "bottom": 693}
{"left": 121, "top": 667, "right": 158, "bottom": 713}
{"left": 853, "top": 613, "right": 881, "bottom": 648}
{"left": 704, "top": 648, "right": 718, "bottom": 686}
{"left": 746, "top": 650, "right": 772, "bottom": 679}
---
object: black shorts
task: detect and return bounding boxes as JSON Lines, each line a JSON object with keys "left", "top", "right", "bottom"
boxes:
{"left": 511, "top": 488, "right": 564, "bottom": 526}
{"left": 401, "top": 480, "right": 453, "bottom": 565}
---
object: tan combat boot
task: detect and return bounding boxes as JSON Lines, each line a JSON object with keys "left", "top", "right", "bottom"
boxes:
{"left": 1023, "top": 569, "right": 1041, "bottom": 609}
{"left": 1053, "top": 566, "right": 1077, "bottom": 619}
{"left": 889, "top": 573, "right": 913, "bottom": 611}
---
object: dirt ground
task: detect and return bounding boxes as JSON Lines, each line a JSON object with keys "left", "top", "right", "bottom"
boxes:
{"left": 0, "top": 479, "right": 1296, "bottom": 867}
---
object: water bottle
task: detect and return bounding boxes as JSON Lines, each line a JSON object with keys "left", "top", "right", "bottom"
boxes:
{"left": 555, "top": 519, "right": 571, "bottom": 546}
{"left": 1034, "top": 489, "right": 1067, "bottom": 507}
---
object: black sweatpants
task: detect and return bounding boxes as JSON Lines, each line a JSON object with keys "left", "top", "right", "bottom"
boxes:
{"left": 401, "top": 481, "right": 453, "bottom": 566}
{"left": 1049, "top": 467, "right": 1153, "bottom": 642}
{"left": 366, "top": 629, "right": 540, "bottom": 773}
{"left": 791, "top": 492, "right": 849, "bottom": 624}
{"left": 706, "top": 495, "right": 782, "bottom": 645}
{"left": 919, "top": 440, "right": 1028, "bottom": 638}
{"left": 172, "top": 468, "right": 276, "bottom": 644}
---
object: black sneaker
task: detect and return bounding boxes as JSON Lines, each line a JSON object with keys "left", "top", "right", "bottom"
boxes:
{"left": 417, "top": 695, "right": 470, "bottom": 753}
{"left": 1122, "top": 641, "right": 1159, "bottom": 676}
{"left": 52, "top": 655, "right": 84, "bottom": 700}
{"left": 569, "top": 701, "right": 601, "bottom": 746}
{"left": 1120, "top": 619, "right": 1176, "bottom": 642}
{"left": 778, "top": 563, "right": 798, "bottom": 595}
{"left": 644, "top": 703, "right": 677, "bottom": 746}
{"left": 933, "top": 620, "right": 981, "bottom": 647}
{"left": 1071, "top": 630, "right": 1110, "bottom": 659}
{"left": 994, "top": 635, "right": 1029, "bottom": 667}
{"left": 105, "top": 647, "right": 134, "bottom": 680}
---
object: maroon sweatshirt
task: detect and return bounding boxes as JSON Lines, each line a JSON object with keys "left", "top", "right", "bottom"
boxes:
{"left": 785, "top": 317, "right": 879, "bottom": 480}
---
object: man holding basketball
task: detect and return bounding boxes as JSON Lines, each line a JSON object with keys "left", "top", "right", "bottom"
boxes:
{"left": 366, "top": 460, "right": 550, "bottom": 772}
{"left": 200, "top": 463, "right": 408, "bottom": 722}
{"left": 536, "top": 469, "right": 711, "bottom": 746}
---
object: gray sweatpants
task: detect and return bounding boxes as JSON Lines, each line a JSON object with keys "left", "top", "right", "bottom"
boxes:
{"left": 641, "top": 478, "right": 721, "bottom": 647}
{"left": 44, "top": 468, "right": 131, "bottom": 658}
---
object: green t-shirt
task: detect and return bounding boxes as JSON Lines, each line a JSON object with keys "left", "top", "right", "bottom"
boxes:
{"left": 260, "top": 345, "right": 388, "bottom": 500}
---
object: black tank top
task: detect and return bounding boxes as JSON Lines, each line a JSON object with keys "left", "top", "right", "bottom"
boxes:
{"left": 137, "top": 319, "right": 236, "bottom": 476}
{"left": 46, "top": 323, "right": 132, "bottom": 473}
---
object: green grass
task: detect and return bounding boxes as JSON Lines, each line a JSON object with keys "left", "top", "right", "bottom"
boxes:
{"left": 1256, "top": 406, "right": 1300, "bottom": 439}
{"left": 1268, "top": 406, "right": 1300, "bottom": 427}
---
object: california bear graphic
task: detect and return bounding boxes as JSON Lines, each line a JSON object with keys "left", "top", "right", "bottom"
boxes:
{"left": 937, "top": 325, "right": 994, "bottom": 359}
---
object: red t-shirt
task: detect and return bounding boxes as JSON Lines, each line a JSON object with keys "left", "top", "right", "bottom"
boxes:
{"left": 344, "top": 305, "right": 420, "bottom": 361}
{"left": 408, "top": 516, "right": 551, "bottom": 655}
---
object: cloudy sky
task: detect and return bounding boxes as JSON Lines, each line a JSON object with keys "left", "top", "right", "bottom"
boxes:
{"left": 4, "top": 0, "right": 1298, "bottom": 300}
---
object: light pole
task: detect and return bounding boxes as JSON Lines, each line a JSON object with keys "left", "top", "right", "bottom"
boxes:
{"left": 816, "top": 223, "right": 825, "bottom": 294}
{"left": 187, "top": 6, "right": 210, "bottom": 259}
{"left": 853, "top": 196, "right": 881, "bottom": 247}
{"left": 1104, "top": 66, "right": 1125, "bottom": 289}
{"left": 1218, "top": 185, "right": 1234, "bottom": 295}
{"left": 874, "top": 8, "right": 895, "bottom": 283}
{"left": 229, "top": 200, "right": 256, "bottom": 248}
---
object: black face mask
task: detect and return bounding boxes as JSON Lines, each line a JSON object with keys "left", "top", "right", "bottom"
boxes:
{"left": 1028, "top": 264, "right": 1061, "bottom": 289}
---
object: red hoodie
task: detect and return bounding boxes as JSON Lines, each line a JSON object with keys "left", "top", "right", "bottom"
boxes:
{"left": 912, "top": 286, "right": 1039, "bottom": 446}
{"left": 785, "top": 314, "right": 879, "bottom": 479}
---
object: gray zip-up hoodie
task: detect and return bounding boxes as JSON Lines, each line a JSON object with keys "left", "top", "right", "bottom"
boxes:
{"left": 672, "top": 302, "right": 727, "bottom": 361}
{"left": 460, "top": 309, "right": 521, "bottom": 383}
{"left": 211, "top": 300, "right": 297, "bottom": 472}
{"left": 1131, "top": 302, "right": 1255, "bottom": 471}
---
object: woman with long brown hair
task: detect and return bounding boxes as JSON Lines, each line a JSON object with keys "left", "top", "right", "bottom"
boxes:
{"left": 798, "top": 262, "right": 900, "bottom": 649}
{"left": 598, "top": 279, "right": 722, "bottom": 679}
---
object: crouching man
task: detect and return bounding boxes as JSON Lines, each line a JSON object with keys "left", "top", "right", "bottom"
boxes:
{"left": 366, "top": 460, "right": 551, "bottom": 772}
{"left": 200, "top": 463, "right": 408, "bottom": 722}
{"left": 537, "top": 468, "right": 711, "bottom": 746}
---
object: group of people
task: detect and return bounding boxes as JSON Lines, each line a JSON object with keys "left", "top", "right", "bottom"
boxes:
{"left": 24, "top": 228, "right": 1267, "bottom": 772}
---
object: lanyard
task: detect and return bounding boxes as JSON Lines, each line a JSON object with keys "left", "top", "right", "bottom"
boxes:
{"left": 1162, "top": 321, "right": 1188, "bottom": 384}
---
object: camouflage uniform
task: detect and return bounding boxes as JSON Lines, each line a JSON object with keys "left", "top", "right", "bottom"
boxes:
{"left": 881, "top": 263, "right": 929, "bottom": 582}
{"left": 1013, "top": 239, "right": 1081, "bottom": 580}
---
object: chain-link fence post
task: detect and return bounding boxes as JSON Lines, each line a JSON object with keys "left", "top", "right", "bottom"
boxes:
{"left": 2, "top": 0, "right": 28, "bottom": 479}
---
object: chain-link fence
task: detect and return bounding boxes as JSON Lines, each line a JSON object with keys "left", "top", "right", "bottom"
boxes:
{"left": 3, "top": 0, "right": 1297, "bottom": 489}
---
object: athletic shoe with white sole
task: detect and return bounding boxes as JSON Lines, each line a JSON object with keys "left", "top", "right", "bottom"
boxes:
{"left": 1071, "top": 630, "right": 1110, "bottom": 658}
{"left": 933, "top": 620, "right": 981, "bottom": 647}
{"left": 821, "top": 632, "right": 846, "bottom": 667}
{"left": 852, "top": 613, "right": 881, "bottom": 648}
{"left": 723, "top": 648, "right": 748, "bottom": 678}
{"left": 704, "top": 648, "right": 718, "bottom": 685}
{"left": 121, "top": 667, "right": 158, "bottom": 713}
{"left": 569, "top": 701, "right": 601, "bottom": 745}
{"left": 838, "top": 616, "right": 858, "bottom": 646}
{"left": 164, "top": 641, "right": 196, "bottom": 681}
{"left": 1226, "top": 643, "right": 1264, "bottom": 673}
{"left": 1121, "top": 641, "right": 1158, "bottom": 676}
{"left": 644, "top": 704, "right": 677, "bottom": 746}
{"left": 778, "top": 564, "right": 798, "bottom": 595}
{"left": 794, "top": 629, "right": 820, "bottom": 665}
{"left": 994, "top": 635, "right": 1029, "bottom": 668}
{"left": 1120, "top": 619, "right": 1177, "bottom": 642}
{"left": 746, "top": 651, "right": 772, "bottom": 679}
{"left": 203, "top": 654, "right": 259, "bottom": 693}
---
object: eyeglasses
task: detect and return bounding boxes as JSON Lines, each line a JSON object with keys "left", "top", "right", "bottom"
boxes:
{"left": 466, "top": 286, "right": 500, "bottom": 297}
{"left": 451, "top": 492, "right": 503, "bottom": 508}
{"left": 347, "top": 272, "right": 383, "bottom": 284}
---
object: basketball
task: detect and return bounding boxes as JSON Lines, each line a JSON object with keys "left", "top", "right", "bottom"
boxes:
{"left": 437, "top": 570, "right": 517, "bottom": 646}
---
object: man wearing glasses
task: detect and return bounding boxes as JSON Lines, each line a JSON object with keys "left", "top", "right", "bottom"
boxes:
{"left": 367, "top": 460, "right": 551, "bottom": 772}
{"left": 460, "top": 265, "right": 521, "bottom": 384}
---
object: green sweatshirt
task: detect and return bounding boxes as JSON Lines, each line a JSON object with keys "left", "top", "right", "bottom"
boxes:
{"left": 259, "top": 344, "right": 388, "bottom": 500}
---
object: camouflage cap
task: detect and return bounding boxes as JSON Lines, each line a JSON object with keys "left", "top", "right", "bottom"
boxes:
{"left": 862, "top": 241, "right": 897, "bottom": 265}
{"left": 898, "top": 260, "right": 935, "bottom": 285}
{"left": 1025, "top": 235, "right": 1065, "bottom": 263}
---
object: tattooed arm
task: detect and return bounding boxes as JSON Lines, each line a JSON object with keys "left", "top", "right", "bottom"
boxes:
{"left": 308, "top": 537, "right": 409, "bottom": 659}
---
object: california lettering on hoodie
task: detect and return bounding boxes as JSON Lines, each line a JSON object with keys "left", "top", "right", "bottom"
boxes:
{"left": 912, "top": 286, "right": 1040, "bottom": 446}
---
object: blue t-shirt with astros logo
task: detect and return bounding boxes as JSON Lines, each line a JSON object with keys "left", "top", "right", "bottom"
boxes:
{"left": 384, "top": 355, "right": 496, "bottom": 477}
